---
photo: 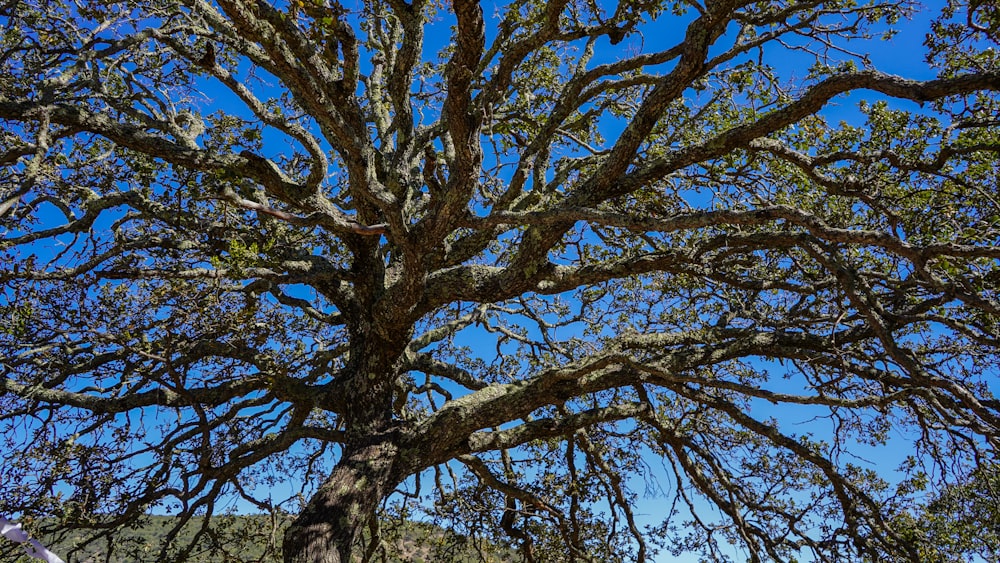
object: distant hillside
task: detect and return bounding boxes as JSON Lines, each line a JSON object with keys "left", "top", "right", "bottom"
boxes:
{"left": 5, "top": 515, "right": 282, "bottom": 563}
{"left": 3, "top": 515, "right": 509, "bottom": 563}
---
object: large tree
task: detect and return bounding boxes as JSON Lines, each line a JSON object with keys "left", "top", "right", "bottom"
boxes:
{"left": 2, "top": 0, "right": 999, "bottom": 561}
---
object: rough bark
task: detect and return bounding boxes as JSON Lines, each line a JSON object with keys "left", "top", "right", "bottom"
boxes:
{"left": 283, "top": 434, "right": 402, "bottom": 563}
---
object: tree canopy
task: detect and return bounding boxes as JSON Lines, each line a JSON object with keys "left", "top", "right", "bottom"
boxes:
{"left": 2, "top": 0, "right": 999, "bottom": 561}
{"left": 880, "top": 463, "right": 1000, "bottom": 562}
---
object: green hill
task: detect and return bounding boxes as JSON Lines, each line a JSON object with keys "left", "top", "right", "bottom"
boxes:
{"left": 3, "top": 515, "right": 508, "bottom": 563}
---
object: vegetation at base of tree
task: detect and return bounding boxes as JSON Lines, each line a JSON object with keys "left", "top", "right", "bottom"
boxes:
{"left": 4, "top": 516, "right": 508, "bottom": 563}
{"left": 2, "top": 0, "right": 1000, "bottom": 561}
{"left": 5, "top": 515, "right": 284, "bottom": 563}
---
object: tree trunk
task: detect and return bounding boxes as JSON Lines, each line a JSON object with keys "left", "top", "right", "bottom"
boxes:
{"left": 283, "top": 435, "right": 401, "bottom": 563}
